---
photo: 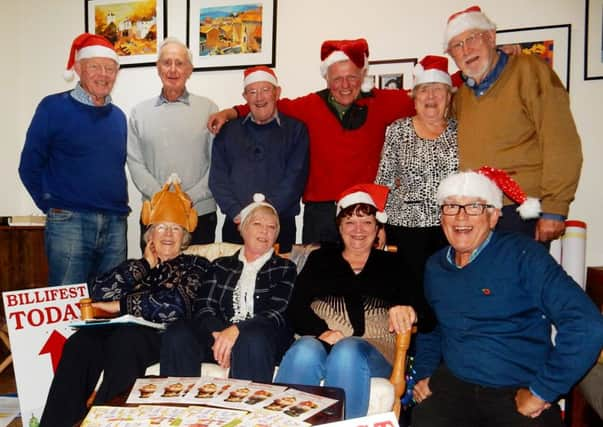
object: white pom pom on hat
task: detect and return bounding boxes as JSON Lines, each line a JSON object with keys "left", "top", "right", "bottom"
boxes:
{"left": 238, "top": 193, "right": 278, "bottom": 224}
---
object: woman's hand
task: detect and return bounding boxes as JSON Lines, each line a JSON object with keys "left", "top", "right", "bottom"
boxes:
{"left": 212, "top": 325, "right": 240, "bottom": 368}
{"left": 413, "top": 377, "right": 432, "bottom": 403}
{"left": 318, "top": 329, "right": 345, "bottom": 345}
{"left": 144, "top": 241, "right": 160, "bottom": 269}
{"left": 388, "top": 305, "right": 416, "bottom": 334}
{"left": 91, "top": 300, "right": 120, "bottom": 315}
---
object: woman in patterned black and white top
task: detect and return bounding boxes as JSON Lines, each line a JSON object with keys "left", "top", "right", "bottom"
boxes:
{"left": 375, "top": 55, "right": 458, "bottom": 288}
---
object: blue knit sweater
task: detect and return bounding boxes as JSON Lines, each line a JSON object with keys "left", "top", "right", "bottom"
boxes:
{"left": 19, "top": 91, "right": 128, "bottom": 214}
{"left": 414, "top": 231, "right": 603, "bottom": 402}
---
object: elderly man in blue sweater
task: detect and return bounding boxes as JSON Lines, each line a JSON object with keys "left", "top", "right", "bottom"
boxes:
{"left": 412, "top": 169, "right": 603, "bottom": 427}
{"left": 19, "top": 33, "right": 128, "bottom": 286}
{"left": 209, "top": 66, "right": 309, "bottom": 252}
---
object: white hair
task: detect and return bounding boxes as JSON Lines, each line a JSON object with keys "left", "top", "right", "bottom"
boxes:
{"left": 158, "top": 37, "right": 193, "bottom": 64}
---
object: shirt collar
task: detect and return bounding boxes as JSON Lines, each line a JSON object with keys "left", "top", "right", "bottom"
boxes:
{"left": 155, "top": 89, "right": 191, "bottom": 106}
{"left": 242, "top": 110, "right": 281, "bottom": 126}
{"left": 446, "top": 231, "right": 494, "bottom": 268}
{"left": 239, "top": 247, "right": 274, "bottom": 269}
{"left": 70, "top": 82, "right": 112, "bottom": 106}
{"left": 464, "top": 50, "right": 508, "bottom": 97}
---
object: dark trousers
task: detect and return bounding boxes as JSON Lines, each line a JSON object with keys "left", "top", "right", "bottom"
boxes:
{"left": 302, "top": 201, "right": 340, "bottom": 244}
{"left": 139, "top": 212, "right": 217, "bottom": 253}
{"left": 222, "top": 215, "right": 296, "bottom": 253}
{"left": 40, "top": 325, "right": 160, "bottom": 427}
{"left": 160, "top": 319, "right": 293, "bottom": 383}
{"left": 412, "top": 365, "right": 564, "bottom": 427}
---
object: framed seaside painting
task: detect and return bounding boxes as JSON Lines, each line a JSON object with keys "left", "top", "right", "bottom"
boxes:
{"left": 187, "top": 0, "right": 277, "bottom": 71}
{"left": 85, "top": 0, "right": 166, "bottom": 67}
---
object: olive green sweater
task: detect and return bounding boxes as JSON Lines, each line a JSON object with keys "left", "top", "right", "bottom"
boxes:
{"left": 453, "top": 54, "right": 582, "bottom": 216}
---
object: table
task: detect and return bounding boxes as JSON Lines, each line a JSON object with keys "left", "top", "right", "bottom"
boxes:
{"left": 86, "top": 382, "right": 344, "bottom": 425}
{"left": 0, "top": 226, "right": 48, "bottom": 293}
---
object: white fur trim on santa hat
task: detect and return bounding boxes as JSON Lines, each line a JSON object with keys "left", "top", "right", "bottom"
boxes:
{"left": 516, "top": 197, "right": 541, "bottom": 219}
{"left": 413, "top": 67, "right": 452, "bottom": 88}
{"left": 321, "top": 51, "right": 352, "bottom": 77}
{"left": 361, "top": 74, "right": 374, "bottom": 92}
{"left": 437, "top": 171, "right": 503, "bottom": 208}
{"left": 238, "top": 193, "right": 278, "bottom": 224}
{"left": 76, "top": 45, "right": 119, "bottom": 64}
{"left": 337, "top": 191, "right": 387, "bottom": 223}
{"left": 244, "top": 70, "right": 278, "bottom": 87}
{"left": 444, "top": 10, "right": 496, "bottom": 49}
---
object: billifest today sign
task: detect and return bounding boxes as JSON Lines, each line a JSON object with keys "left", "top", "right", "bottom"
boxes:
{"left": 3, "top": 284, "right": 89, "bottom": 426}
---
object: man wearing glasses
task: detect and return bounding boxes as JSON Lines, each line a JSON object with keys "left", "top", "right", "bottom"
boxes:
{"left": 209, "top": 66, "right": 309, "bottom": 252}
{"left": 445, "top": 6, "right": 582, "bottom": 243}
{"left": 411, "top": 170, "right": 603, "bottom": 427}
{"left": 19, "top": 33, "right": 128, "bottom": 286}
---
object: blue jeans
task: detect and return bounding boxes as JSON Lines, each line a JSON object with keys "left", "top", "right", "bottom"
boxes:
{"left": 45, "top": 209, "right": 127, "bottom": 285}
{"left": 274, "top": 336, "right": 392, "bottom": 419}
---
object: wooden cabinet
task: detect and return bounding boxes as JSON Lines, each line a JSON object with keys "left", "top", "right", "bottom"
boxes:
{"left": 0, "top": 226, "right": 48, "bottom": 292}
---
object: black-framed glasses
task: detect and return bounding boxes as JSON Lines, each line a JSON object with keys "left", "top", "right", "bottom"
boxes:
{"left": 440, "top": 203, "right": 494, "bottom": 216}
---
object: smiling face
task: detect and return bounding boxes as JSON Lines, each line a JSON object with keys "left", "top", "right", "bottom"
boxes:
{"left": 157, "top": 42, "right": 192, "bottom": 100}
{"left": 326, "top": 60, "right": 365, "bottom": 106}
{"left": 448, "top": 29, "right": 498, "bottom": 84}
{"left": 148, "top": 222, "right": 185, "bottom": 261}
{"left": 338, "top": 206, "right": 379, "bottom": 253}
{"left": 243, "top": 81, "right": 281, "bottom": 124}
{"left": 74, "top": 57, "right": 118, "bottom": 105}
{"left": 413, "top": 82, "right": 451, "bottom": 122}
{"left": 240, "top": 206, "right": 279, "bottom": 261}
{"left": 440, "top": 196, "right": 500, "bottom": 267}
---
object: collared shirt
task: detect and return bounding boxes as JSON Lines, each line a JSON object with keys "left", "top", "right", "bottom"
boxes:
{"left": 70, "top": 82, "right": 112, "bottom": 106}
{"left": 155, "top": 89, "right": 191, "bottom": 106}
{"left": 446, "top": 231, "right": 493, "bottom": 268}
{"left": 231, "top": 248, "right": 275, "bottom": 322}
{"left": 327, "top": 93, "right": 351, "bottom": 119}
{"left": 466, "top": 50, "right": 509, "bottom": 97}
{"left": 242, "top": 110, "right": 281, "bottom": 126}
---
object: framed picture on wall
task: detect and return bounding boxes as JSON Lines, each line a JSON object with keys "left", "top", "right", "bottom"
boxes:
{"left": 84, "top": 0, "right": 166, "bottom": 68}
{"left": 186, "top": 0, "right": 277, "bottom": 72}
{"left": 496, "top": 24, "right": 571, "bottom": 90}
{"left": 584, "top": 0, "right": 603, "bottom": 80}
{"left": 367, "top": 58, "right": 418, "bottom": 91}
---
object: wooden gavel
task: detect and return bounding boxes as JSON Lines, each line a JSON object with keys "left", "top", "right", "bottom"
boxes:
{"left": 79, "top": 298, "right": 115, "bottom": 320}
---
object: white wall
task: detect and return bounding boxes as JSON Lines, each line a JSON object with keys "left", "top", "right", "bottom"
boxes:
{"left": 5, "top": 0, "right": 603, "bottom": 265}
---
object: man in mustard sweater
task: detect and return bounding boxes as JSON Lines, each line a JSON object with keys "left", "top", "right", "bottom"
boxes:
{"left": 444, "top": 6, "right": 582, "bottom": 242}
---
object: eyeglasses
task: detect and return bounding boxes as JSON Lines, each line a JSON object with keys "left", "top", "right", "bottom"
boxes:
{"left": 84, "top": 63, "right": 119, "bottom": 75}
{"left": 244, "top": 87, "right": 274, "bottom": 97}
{"left": 154, "top": 223, "right": 184, "bottom": 234}
{"left": 447, "top": 31, "right": 486, "bottom": 55}
{"left": 440, "top": 203, "right": 494, "bottom": 216}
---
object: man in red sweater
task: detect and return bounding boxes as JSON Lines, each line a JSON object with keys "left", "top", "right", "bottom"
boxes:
{"left": 209, "top": 39, "right": 415, "bottom": 244}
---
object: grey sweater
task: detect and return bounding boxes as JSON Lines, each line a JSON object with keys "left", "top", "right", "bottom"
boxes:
{"left": 127, "top": 92, "right": 219, "bottom": 215}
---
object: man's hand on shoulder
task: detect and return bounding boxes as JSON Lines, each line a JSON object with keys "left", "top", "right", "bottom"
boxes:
{"left": 207, "top": 108, "right": 237, "bottom": 134}
{"left": 535, "top": 218, "right": 565, "bottom": 242}
{"left": 515, "top": 388, "right": 550, "bottom": 418}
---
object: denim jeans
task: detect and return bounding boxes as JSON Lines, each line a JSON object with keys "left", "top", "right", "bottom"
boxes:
{"left": 274, "top": 336, "right": 392, "bottom": 419}
{"left": 45, "top": 209, "right": 127, "bottom": 285}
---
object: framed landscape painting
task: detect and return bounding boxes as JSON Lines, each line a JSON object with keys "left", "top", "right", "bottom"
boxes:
{"left": 85, "top": 0, "right": 166, "bottom": 67}
{"left": 187, "top": 0, "right": 277, "bottom": 71}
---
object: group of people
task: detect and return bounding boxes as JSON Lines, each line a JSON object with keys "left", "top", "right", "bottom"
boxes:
{"left": 16, "top": 3, "right": 603, "bottom": 426}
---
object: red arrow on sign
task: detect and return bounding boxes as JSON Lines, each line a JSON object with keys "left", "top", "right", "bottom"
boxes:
{"left": 39, "top": 330, "right": 67, "bottom": 372}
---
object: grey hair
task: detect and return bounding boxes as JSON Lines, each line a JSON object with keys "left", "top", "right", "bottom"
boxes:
{"left": 239, "top": 205, "right": 281, "bottom": 239}
{"left": 411, "top": 82, "right": 453, "bottom": 99}
{"left": 158, "top": 37, "right": 193, "bottom": 64}
{"left": 143, "top": 224, "right": 192, "bottom": 250}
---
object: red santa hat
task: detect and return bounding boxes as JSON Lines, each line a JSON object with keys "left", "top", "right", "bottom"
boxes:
{"left": 413, "top": 55, "right": 452, "bottom": 88}
{"left": 238, "top": 193, "right": 279, "bottom": 224}
{"left": 437, "top": 167, "right": 541, "bottom": 219}
{"left": 336, "top": 183, "right": 389, "bottom": 223}
{"left": 444, "top": 5, "right": 496, "bottom": 49}
{"left": 64, "top": 33, "right": 119, "bottom": 81}
{"left": 320, "top": 38, "right": 369, "bottom": 78}
{"left": 243, "top": 65, "right": 278, "bottom": 87}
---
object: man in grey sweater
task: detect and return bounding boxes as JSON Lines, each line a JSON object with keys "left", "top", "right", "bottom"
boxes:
{"left": 128, "top": 37, "right": 218, "bottom": 249}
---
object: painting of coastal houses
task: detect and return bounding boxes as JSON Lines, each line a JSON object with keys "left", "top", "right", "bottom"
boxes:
{"left": 92, "top": 0, "right": 159, "bottom": 57}
{"left": 199, "top": 4, "right": 263, "bottom": 56}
